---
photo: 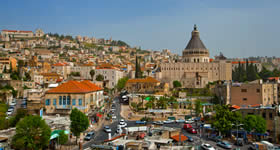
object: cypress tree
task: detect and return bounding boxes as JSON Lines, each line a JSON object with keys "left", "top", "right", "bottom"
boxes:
{"left": 135, "top": 56, "right": 138, "bottom": 78}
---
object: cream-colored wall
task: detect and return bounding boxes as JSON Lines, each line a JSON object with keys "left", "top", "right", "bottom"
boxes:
{"left": 44, "top": 91, "right": 104, "bottom": 114}
{"left": 160, "top": 62, "right": 232, "bottom": 88}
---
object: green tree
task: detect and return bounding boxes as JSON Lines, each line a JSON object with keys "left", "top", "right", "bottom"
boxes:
{"left": 3, "top": 65, "right": 7, "bottom": 73}
{"left": 70, "top": 72, "right": 80, "bottom": 77}
{"left": 173, "top": 80, "right": 182, "bottom": 88}
{"left": 10, "top": 108, "right": 28, "bottom": 127}
{"left": 243, "top": 115, "right": 266, "bottom": 134}
{"left": 255, "top": 115, "right": 266, "bottom": 133}
{"left": 272, "top": 68, "right": 280, "bottom": 77}
{"left": 187, "top": 101, "right": 193, "bottom": 116}
{"left": 259, "top": 66, "right": 273, "bottom": 80}
{"left": 24, "top": 72, "right": 31, "bottom": 81}
{"left": 96, "top": 74, "right": 104, "bottom": 81}
{"left": 194, "top": 100, "right": 203, "bottom": 117}
{"left": 156, "top": 96, "right": 168, "bottom": 109}
{"left": 145, "top": 96, "right": 156, "bottom": 109}
{"left": 97, "top": 46, "right": 104, "bottom": 51}
{"left": 213, "top": 105, "right": 242, "bottom": 135}
{"left": 90, "top": 69, "right": 95, "bottom": 81}
{"left": 70, "top": 108, "right": 89, "bottom": 144}
{"left": 58, "top": 131, "right": 68, "bottom": 149}
{"left": 116, "top": 77, "right": 129, "bottom": 91}
{"left": 12, "top": 115, "right": 51, "bottom": 150}
{"left": 147, "top": 69, "right": 151, "bottom": 76}
{"left": 243, "top": 115, "right": 257, "bottom": 132}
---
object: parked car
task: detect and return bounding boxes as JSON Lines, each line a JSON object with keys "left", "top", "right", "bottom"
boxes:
{"left": 10, "top": 101, "right": 16, "bottom": 106}
{"left": 84, "top": 132, "right": 95, "bottom": 141}
{"left": 163, "top": 119, "right": 175, "bottom": 124}
{"left": 187, "top": 128, "right": 197, "bottom": 134}
{"left": 104, "top": 126, "right": 112, "bottom": 133}
{"left": 186, "top": 135, "right": 194, "bottom": 142}
{"left": 119, "top": 119, "right": 127, "bottom": 128}
{"left": 248, "top": 142, "right": 265, "bottom": 150}
{"left": 175, "top": 119, "right": 185, "bottom": 123}
{"left": 135, "top": 120, "right": 146, "bottom": 125}
{"left": 208, "top": 134, "right": 222, "bottom": 142}
{"left": 112, "top": 115, "right": 117, "bottom": 119}
{"left": 116, "top": 125, "right": 122, "bottom": 134}
{"left": 111, "top": 107, "right": 116, "bottom": 111}
{"left": 8, "top": 107, "right": 14, "bottom": 112}
{"left": 183, "top": 123, "right": 192, "bottom": 130}
{"left": 185, "top": 118, "right": 195, "bottom": 124}
{"left": 201, "top": 143, "right": 216, "bottom": 150}
{"left": 217, "top": 141, "right": 232, "bottom": 149}
{"left": 153, "top": 121, "right": 164, "bottom": 125}
{"left": 235, "top": 138, "right": 244, "bottom": 146}
{"left": 6, "top": 111, "right": 12, "bottom": 116}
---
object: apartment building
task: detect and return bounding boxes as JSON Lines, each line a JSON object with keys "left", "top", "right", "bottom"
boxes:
{"left": 214, "top": 80, "right": 278, "bottom": 107}
{"left": 0, "top": 57, "right": 17, "bottom": 73}
{"left": 95, "top": 64, "right": 123, "bottom": 88}
{"left": 51, "top": 62, "right": 71, "bottom": 79}
{"left": 1, "top": 30, "right": 33, "bottom": 41}
{"left": 26, "top": 89, "right": 44, "bottom": 115}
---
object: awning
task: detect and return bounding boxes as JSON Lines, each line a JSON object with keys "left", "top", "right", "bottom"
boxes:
{"left": 145, "top": 97, "right": 151, "bottom": 101}
{"left": 171, "top": 135, "right": 188, "bottom": 142}
{"left": 50, "top": 130, "right": 70, "bottom": 140}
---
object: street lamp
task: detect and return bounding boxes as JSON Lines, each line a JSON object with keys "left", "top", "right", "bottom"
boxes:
{"left": 232, "top": 122, "right": 243, "bottom": 150}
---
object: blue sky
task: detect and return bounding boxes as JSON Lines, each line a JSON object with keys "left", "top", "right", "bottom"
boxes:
{"left": 1, "top": 0, "right": 280, "bottom": 58}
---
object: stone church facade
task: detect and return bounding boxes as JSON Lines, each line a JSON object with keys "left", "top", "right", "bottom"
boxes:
{"left": 159, "top": 25, "right": 232, "bottom": 88}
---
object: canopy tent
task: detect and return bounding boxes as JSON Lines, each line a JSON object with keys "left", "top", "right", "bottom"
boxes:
{"left": 144, "top": 97, "right": 151, "bottom": 101}
{"left": 50, "top": 130, "right": 70, "bottom": 140}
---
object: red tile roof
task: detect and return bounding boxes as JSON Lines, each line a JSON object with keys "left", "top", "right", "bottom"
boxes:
{"left": 53, "top": 62, "right": 68, "bottom": 66}
{"left": 268, "top": 77, "right": 279, "bottom": 80}
{"left": 2, "top": 30, "right": 33, "bottom": 33}
{"left": 46, "top": 80, "right": 102, "bottom": 94}
{"left": 232, "top": 61, "right": 258, "bottom": 64}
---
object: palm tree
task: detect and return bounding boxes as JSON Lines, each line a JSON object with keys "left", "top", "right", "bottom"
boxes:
{"left": 90, "top": 70, "right": 95, "bottom": 81}
{"left": 156, "top": 96, "right": 168, "bottom": 109}
{"left": 187, "top": 100, "right": 193, "bottom": 116}
{"left": 145, "top": 96, "right": 156, "bottom": 109}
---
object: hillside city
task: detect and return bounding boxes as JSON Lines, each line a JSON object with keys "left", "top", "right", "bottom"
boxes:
{"left": 0, "top": 25, "right": 280, "bottom": 150}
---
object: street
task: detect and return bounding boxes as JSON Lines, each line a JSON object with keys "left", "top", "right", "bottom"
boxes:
{"left": 82, "top": 96, "right": 250, "bottom": 150}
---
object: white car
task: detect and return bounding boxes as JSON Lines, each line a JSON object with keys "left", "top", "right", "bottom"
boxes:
{"left": 119, "top": 119, "right": 127, "bottom": 128}
{"left": 116, "top": 125, "right": 122, "bottom": 134}
{"left": 153, "top": 121, "right": 164, "bottom": 125}
{"left": 104, "top": 126, "right": 112, "bottom": 133}
{"left": 6, "top": 111, "right": 12, "bottom": 116}
{"left": 112, "top": 115, "right": 117, "bottom": 119}
{"left": 10, "top": 101, "right": 16, "bottom": 106}
{"left": 201, "top": 143, "right": 215, "bottom": 150}
{"left": 7, "top": 108, "right": 14, "bottom": 112}
{"left": 163, "top": 119, "right": 175, "bottom": 124}
{"left": 175, "top": 119, "right": 185, "bottom": 123}
{"left": 185, "top": 119, "right": 195, "bottom": 124}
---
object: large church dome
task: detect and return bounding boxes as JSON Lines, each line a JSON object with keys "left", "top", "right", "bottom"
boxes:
{"left": 182, "top": 25, "right": 209, "bottom": 63}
